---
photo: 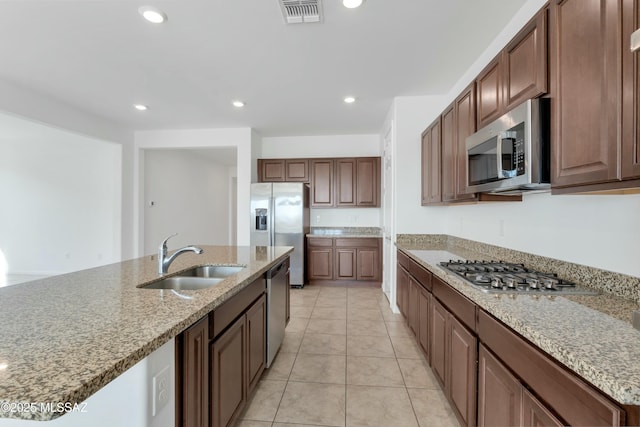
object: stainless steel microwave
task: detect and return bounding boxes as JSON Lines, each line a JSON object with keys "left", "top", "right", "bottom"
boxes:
{"left": 465, "top": 98, "right": 550, "bottom": 194}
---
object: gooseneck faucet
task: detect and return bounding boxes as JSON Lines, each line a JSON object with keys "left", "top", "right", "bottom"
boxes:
{"left": 158, "top": 233, "right": 203, "bottom": 274}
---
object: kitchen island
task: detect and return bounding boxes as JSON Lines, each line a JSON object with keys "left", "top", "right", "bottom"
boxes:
{"left": 395, "top": 234, "right": 640, "bottom": 426}
{"left": 0, "top": 245, "right": 292, "bottom": 424}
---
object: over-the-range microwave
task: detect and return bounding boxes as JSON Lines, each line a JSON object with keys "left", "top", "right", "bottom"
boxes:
{"left": 465, "top": 98, "right": 550, "bottom": 194}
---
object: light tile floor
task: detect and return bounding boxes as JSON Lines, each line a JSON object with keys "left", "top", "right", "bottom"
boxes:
{"left": 237, "top": 285, "right": 460, "bottom": 427}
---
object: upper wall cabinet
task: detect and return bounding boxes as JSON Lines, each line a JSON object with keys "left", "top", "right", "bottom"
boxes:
{"left": 258, "top": 159, "right": 309, "bottom": 182}
{"left": 421, "top": 118, "right": 442, "bottom": 206}
{"left": 551, "top": 0, "right": 640, "bottom": 192}
{"left": 477, "top": 9, "right": 548, "bottom": 129}
{"left": 310, "top": 159, "right": 334, "bottom": 207}
{"left": 309, "top": 157, "right": 381, "bottom": 208}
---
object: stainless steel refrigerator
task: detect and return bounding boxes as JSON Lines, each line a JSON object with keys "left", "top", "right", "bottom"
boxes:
{"left": 250, "top": 182, "right": 309, "bottom": 287}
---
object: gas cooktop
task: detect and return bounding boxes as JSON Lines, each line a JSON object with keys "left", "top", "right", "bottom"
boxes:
{"left": 439, "top": 260, "right": 599, "bottom": 295}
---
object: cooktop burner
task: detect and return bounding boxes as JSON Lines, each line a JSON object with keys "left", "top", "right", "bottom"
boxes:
{"left": 439, "top": 260, "right": 599, "bottom": 295}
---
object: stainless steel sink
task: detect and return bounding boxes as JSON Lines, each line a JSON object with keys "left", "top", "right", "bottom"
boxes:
{"left": 139, "top": 265, "right": 245, "bottom": 290}
{"left": 178, "top": 265, "right": 245, "bottom": 278}
{"left": 141, "top": 276, "right": 225, "bottom": 291}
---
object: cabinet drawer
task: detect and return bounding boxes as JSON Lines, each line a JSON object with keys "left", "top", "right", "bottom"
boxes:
{"left": 335, "top": 237, "right": 379, "bottom": 247}
{"left": 307, "top": 237, "right": 333, "bottom": 247}
{"left": 397, "top": 250, "right": 411, "bottom": 270}
{"left": 211, "top": 277, "right": 266, "bottom": 339}
{"left": 432, "top": 275, "right": 476, "bottom": 332}
{"left": 408, "top": 259, "right": 432, "bottom": 291}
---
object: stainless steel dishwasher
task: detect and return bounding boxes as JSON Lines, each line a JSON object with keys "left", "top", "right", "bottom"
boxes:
{"left": 266, "top": 259, "right": 288, "bottom": 368}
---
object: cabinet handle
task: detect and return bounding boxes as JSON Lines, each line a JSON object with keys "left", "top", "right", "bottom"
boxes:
{"left": 631, "top": 28, "right": 640, "bottom": 52}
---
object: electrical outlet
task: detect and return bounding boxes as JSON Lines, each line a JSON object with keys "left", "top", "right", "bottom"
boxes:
{"left": 152, "top": 366, "right": 170, "bottom": 416}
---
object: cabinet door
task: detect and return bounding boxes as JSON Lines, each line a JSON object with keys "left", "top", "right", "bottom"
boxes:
{"left": 476, "top": 56, "right": 503, "bottom": 128}
{"left": 285, "top": 159, "right": 309, "bottom": 182}
{"left": 430, "top": 298, "right": 448, "bottom": 387}
{"left": 336, "top": 158, "right": 357, "bottom": 206}
{"left": 407, "top": 278, "right": 420, "bottom": 338}
{"left": 356, "top": 247, "right": 380, "bottom": 281}
{"left": 356, "top": 157, "right": 380, "bottom": 206}
{"left": 478, "top": 345, "right": 522, "bottom": 427}
{"left": 441, "top": 103, "right": 456, "bottom": 202}
{"left": 310, "top": 159, "right": 334, "bottom": 207}
{"left": 417, "top": 288, "right": 430, "bottom": 358}
{"left": 449, "top": 315, "right": 477, "bottom": 427}
{"left": 246, "top": 295, "right": 266, "bottom": 396}
{"left": 211, "top": 315, "right": 247, "bottom": 427}
{"left": 396, "top": 264, "right": 409, "bottom": 317}
{"left": 308, "top": 247, "right": 334, "bottom": 280}
{"left": 259, "top": 159, "right": 285, "bottom": 182}
{"left": 622, "top": 0, "right": 640, "bottom": 179}
{"left": 504, "top": 9, "right": 548, "bottom": 110}
{"left": 179, "top": 317, "right": 209, "bottom": 427}
{"left": 454, "top": 83, "right": 478, "bottom": 201}
{"left": 550, "top": 0, "right": 621, "bottom": 187}
{"left": 522, "top": 389, "right": 565, "bottom": 427}
{"left": 335, "top": 248, "right": 357, "bottom": 280}
{"left": 421, "top": 119, "right": 442, "bottom": 205}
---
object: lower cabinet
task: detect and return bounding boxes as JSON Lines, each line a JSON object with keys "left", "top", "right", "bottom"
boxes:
{"left": 176, "top": 273, "right": 274, "bottom": 427}
{"left": 307, "top": 237, "right": 382, "bottom": 283}
{"left": 211, "top": 315, "right": 247, "bottom": 427}
{"left": 430, "top": 297, "right": 477, "bottom": 427}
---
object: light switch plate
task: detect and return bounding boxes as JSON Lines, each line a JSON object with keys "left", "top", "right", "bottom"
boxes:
{"left": 152, "top": 366, "right": 170, "bottom": 416}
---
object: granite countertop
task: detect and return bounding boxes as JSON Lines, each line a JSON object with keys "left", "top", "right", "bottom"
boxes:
{"left": 396, "top": 242, "right": 640, "bottom": 407}
{"left": 0, "top": 245, "right": 292, "bottom": 421}
{"left": 307, "top": 227, "right": 382, "bottom": 238}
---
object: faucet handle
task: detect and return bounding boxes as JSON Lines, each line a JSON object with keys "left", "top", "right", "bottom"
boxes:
{"left": 160, "top": 233, "right": 178, "bottom": 251}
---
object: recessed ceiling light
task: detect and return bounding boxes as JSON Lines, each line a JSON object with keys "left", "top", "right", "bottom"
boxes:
{"left": 344, "top": 96, "right": 356, "bottom": 104}
{"left": 343, "top": 0, "right": 364, "bottom": 8}
{"left": 138, "top": 6, "right": 167, "bottom": 24}
{"left": 133, "top": 104, "right": 148, "bottom": 111}
{"left": 232, "top": 101, "right": 245, "bottom": 108}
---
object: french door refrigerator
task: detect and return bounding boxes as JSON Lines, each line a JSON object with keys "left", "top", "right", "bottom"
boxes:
{"left": 250, "top": 182, "right": 309, "bottom": 287}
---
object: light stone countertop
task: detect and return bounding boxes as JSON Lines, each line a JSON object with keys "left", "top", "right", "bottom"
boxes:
{"left": 396, "top": 244, "right": 640, "bottom": 407}
{"left": 0, "top": 245, "right": 292, "bottom": 421}
{"left": 307, "top": 227, "right": 382, "bottom": 239}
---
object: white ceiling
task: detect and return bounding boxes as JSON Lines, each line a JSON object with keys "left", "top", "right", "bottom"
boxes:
{"left": 0, "top": 0, "right": 528, "bottom": 137}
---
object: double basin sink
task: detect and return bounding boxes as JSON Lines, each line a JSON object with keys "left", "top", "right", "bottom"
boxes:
{"left": 140, "top": 265, "right": 245, "bottom": 291}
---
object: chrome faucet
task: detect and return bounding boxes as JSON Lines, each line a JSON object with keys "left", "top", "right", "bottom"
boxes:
{"left": 158, "top": 233, "right": 203, "bottom": 275}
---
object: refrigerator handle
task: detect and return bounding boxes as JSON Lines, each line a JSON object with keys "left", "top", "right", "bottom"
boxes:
{"left": 270, "top": 193, "right": 275, "bottom": 247}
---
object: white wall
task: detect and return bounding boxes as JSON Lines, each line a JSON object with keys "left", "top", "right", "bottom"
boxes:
{"left": 262, "top": 134, "right": 383, "bottom": 227}
{"left": 0, "top": 115, "right": 122, "bottom": 276}
{"left": 0, "top": 80, "right": 136, "bottom": 261}
{"left": 388, "top": 0, "right": 640, "bottom": 278}
{"left": 135, "top": 128, "right": 252, "bottom": 254}
{"left": 143, "top": 150, "right": 231, "bottom": 254}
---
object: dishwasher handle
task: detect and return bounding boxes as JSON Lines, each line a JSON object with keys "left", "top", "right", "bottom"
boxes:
{"left": 267, "top": 261, "right": 287, "bottom": 279}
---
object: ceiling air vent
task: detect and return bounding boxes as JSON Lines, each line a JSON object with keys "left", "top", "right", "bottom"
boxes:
{"left": 279, "top": 0, "right": 322, "bottom": 24}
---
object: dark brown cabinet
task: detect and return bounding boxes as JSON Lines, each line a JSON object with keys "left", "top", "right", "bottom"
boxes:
{"left": 335, "top": 247, "right": 357, "bottom": 280}
{"left": 336, "top": 159, "right": 357, "bottom": 206}
{"left": 396, "top": 263, "right": 409, "bottom": 318}
{"left": 522, "top": 389, "right": 564, "bottom": 427}
{"left": 476, "top": 56, "right": 503, "bottom": 129}
{"left": 550, "top": 0, "right": 640, "bottom": 192}
{"left": 333, "top": 157, "right": 381, "bottom": 207}
{"left": 246, "top": 295, "right": 266, "bottom": 395}
{"left": 477, "top": 9, "right": 547, "bottom": 129}
{"left": 176, "top": 271, "right": 278, "bottom": 427}
{"left": 478, "top": 344, "right": 522, "bottom": 427}
{"left": 441, "top": 103, "right": 456, "bottom": 202}
{"left": 454, "top": 83, "right": 478, "bottom": 201}
{"left": 310, "top": 159, "right": 334, "bottom": 207}
{"left": 258, "top": 159, "right": 309, "bottom": 182}
{"left": 307, "top": 237, "right": 381, "bottom": 283}
{"left": 421, "top": 118, "right": 442, "bottom": 205}
{"left": 211, "top": 315, "right": 247, "bottom": 427}
{"left": 429, "top": 289, "right": 477, "bottom": 427}
{"left": 407, "top": 277, "right": 420, "bottom": 337}
{"left": 178, "top": 317, "right": 209, "bottom": 427}
{"left": 417, "top": 287, "right": 431, "bottom": 358}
